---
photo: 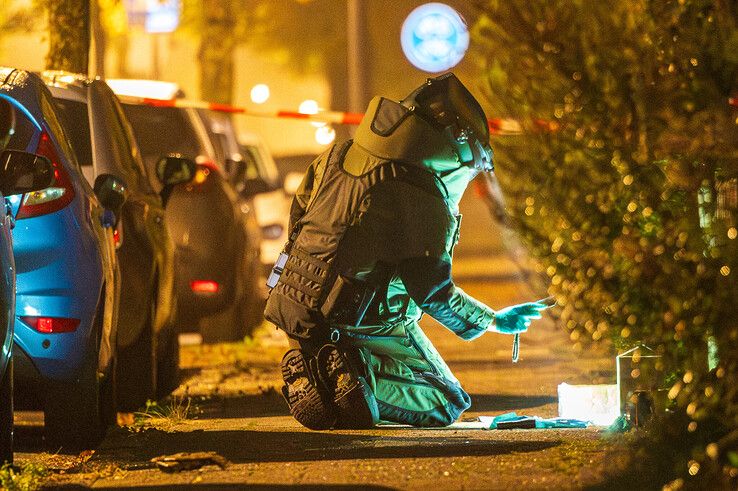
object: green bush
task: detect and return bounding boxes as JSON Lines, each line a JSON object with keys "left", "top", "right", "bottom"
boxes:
{"left": 471, "top": 0, "right": 738, "bottom": 487}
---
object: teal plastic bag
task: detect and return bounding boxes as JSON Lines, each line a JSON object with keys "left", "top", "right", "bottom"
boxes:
{"left": 480, "top": 412, "right": 589, "bottom": 429}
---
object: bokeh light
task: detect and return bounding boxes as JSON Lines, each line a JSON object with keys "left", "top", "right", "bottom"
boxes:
{"left": 299, "top": 99, "right": 326, "bottom": 128}
{"left": 250, "top": 84, "right": 270, "bottom": 104}
{"left": 314, "top": 125, "right": 336, "bottom": 145}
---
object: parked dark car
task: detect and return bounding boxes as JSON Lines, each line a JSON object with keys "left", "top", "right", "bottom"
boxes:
{"left": 195, "top": 109, "right": 264, "bottom": 330}
{"left": 42, "top": 72, "right": 193, "bottom": 410}
{"left": 0, "top": 126, "right": 54, "bottom": 462}
{"left": 108, "top": 80, "right": 263, "bottom": 343}
{"left": 0, "top": 68, "right": 126, "bottom": 450}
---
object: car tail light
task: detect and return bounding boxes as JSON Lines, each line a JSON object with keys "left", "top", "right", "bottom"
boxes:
{"left": 21, "top": 316, "right": 80, "bottom": 333}
{"left": 190, "top": 280, "right": 219, "bottom": 294}
{"left": 16, "top": 131, "right": 75, "bottom": 219}
{"left": 195, "top": 156, "right": 219, "bottom": 173}
{"left": 192, "top": 165, "right": 211, "bottom": 185}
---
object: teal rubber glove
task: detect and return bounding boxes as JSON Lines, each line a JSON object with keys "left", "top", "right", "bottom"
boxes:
{"left": 488, "top": 299, "right": 554, "bottom": 335}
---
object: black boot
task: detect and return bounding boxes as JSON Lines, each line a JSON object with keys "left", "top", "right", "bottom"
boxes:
{"left": 280, "top": 349, "right": 337, "bottom": 430}
{"left": 317, "top": 344, "right": 379, "bottom": 429}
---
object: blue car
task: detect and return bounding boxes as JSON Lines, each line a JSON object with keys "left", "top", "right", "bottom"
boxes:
{"left": 0, "top": 68, "right": 126, "bottom": 450}
{"left": 0, "top": 111, "right": 53, "bottom": 463}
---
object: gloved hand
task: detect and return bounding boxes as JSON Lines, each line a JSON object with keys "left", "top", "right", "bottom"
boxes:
{"left": 488, "top": 298, "right": 554, "bottom": 335}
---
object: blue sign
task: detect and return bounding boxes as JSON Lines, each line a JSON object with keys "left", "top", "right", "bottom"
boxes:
{"left": 126, "top": 0, "right": 180, "bottom": 34}
{"left": 401, "top": 3, "right": 469, "bottom": 73}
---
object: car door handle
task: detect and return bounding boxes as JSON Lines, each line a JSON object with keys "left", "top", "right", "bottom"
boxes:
{"left": 100, "top": 209, "right": 116, "bottom": 228}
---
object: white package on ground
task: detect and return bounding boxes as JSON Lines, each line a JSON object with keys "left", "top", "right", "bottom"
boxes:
{"left": 557, "top": 383, "right": 619, "bottom": 426}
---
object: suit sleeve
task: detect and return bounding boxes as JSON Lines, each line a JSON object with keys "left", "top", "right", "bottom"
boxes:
{"left": 371, "top": 181, "right": 495, "bottom": 340}
{"left": 397, "top": 257, "right": 494, "bottom": 340}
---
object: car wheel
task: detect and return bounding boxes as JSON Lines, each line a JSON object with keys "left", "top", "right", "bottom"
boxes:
{"left": 116, "top": 294, "right": 155, "bottom": 411}
{"left": 155, "top": 325, "right": 180, "bottom": 399}
{"left": 44, "top": 368, "right": 107, "bottom": 450}
{"left": 0, "top": 358, "right": 13, "bottom": 464}
{"left": 44, "top": 307, "right": 116, "bottom": 451}
{"left": 200, "top": 301, "right": 243, "bottom": 344}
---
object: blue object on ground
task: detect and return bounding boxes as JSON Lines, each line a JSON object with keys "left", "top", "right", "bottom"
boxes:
{"left": 480, "top": 412, "right": 589, "bottom": 429}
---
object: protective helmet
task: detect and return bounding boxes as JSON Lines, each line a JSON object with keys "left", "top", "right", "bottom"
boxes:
{"left": 401, "top": 73, "right": 494, "bottom": 172}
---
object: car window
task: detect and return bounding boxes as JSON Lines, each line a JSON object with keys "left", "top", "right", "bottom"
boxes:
{"left": 110, "top": 97, "right": 156, "bottom": 191}
{"left": 0, "top": 98, "right": 35, "bottom": 152}
{"left": 95, "top": 89, "right": 144, "bottom": 183}
{"left": 122, "top": 104, "right": 203, "bottom": 177}
{"left": 212, "top": 133, "right": 228, "bottom": 167}
{"left": 53, "top": 98, "right": 93, "bottom": 167}
{"left": 40, "top": 90, "right": 80, "bottom": 169}
{"left": 241, "top": 146, "right": 260, "bottom": 180}
{"left": 105, "top": 92, "right": 155, "bottom": 193}
{"left": 0, "top": 99, "right": 12, "bottom": 150}
{"left": 244, "top": 144, "right": 280, "bottom": 186}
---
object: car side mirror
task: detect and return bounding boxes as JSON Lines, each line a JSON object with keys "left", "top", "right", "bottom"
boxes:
{"left": 240, "top": 176, "right": 271, "bottom": 197}
{"left": 0, "top": 149, "right": 53, "bottom": 196}
{"left": 156, "top": 154, "right": 196, "bottom": 187}
{"left": 93, "top": 173, "right": 128, "bottom": 224}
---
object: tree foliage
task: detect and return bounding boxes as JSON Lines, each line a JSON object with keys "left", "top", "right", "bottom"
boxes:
{"left": 196, "top": 0, "right": 236, "bottom": 104}
{"left": 0, "top": 4, "right": 34, "bottom": 37}
{"left": 43, "top": 0, "right": 90, "bottom": 73}
{"left": 181, "top": 0, "right": 347, "bottom": 107}
{"left": 472, "top": 0, "right": 738, "bottom": 487}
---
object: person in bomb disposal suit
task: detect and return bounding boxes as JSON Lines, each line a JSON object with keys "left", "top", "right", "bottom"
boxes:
{"left": 264, "top": 73, "right": 551, "bottom": 429}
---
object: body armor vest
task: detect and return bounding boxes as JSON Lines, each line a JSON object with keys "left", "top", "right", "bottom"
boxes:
{"left": 264, "top": 140, "right": 442, "bottom": 339}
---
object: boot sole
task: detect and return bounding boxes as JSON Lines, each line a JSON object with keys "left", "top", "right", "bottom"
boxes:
{"left": 319, "top": 345, "right": 379, "bottom": 429}
{"left": 281, "top": 350, "right": 337, "bottom": 430}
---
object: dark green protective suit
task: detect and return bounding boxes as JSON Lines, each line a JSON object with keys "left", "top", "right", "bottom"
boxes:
{"left": 283, "top": 96, "right": 496, "bottom": 427}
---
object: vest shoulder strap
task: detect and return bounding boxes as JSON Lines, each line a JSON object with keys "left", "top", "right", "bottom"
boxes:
{"left": 304, "top": 139, "right": 353, "bottom": 212}
{"left": 387, "top": 161, "right": 446, "bottom": 199}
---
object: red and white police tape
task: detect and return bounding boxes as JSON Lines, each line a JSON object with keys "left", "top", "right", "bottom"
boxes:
{"left": 118, "top": 95, "right": 738, "bottom": 134}
{"left": 117, "top": 95, "right": 525, "bottom": 136}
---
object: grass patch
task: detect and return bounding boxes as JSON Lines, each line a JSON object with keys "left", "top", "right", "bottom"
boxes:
{"left": 0, "top": 462, "right": 49, "bottom": 491}
{"left": 127, "top": 397, "right": 194, "bottom": 432}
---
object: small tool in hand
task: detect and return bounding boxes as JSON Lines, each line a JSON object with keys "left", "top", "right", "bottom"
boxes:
{"left": 511, "top": 295, "right": 556, "bottom": 363}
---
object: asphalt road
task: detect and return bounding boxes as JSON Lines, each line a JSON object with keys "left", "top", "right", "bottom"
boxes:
{"left": 15, "top": 189, "right": 618, "bottom": 490}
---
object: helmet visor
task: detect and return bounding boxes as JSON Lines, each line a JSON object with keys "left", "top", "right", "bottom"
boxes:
{"left": 404, "top": 73, "right": 490, "bottom": 144}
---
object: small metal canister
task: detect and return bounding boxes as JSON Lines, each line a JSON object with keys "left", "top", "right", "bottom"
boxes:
{"left": 617, "top": 345, "right": 666, "bottom": 426}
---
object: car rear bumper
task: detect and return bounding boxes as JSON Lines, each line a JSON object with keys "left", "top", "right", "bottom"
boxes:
{"left": 171, "top": 246, "right": 239, "bottom": 327}
{"left": 13, "top": 302, "right": 95, "bottom": 383}
{"left": 12, "top": 335, "right": 93, "bottom": 409}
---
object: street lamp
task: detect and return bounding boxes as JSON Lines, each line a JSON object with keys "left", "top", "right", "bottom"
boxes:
{"left": 401, "top": 3, "right": 469, "bottom": 73}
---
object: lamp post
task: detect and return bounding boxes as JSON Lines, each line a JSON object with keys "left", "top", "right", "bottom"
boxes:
{"left": 347, "top": 0, "right": 369, "bottom": 120}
